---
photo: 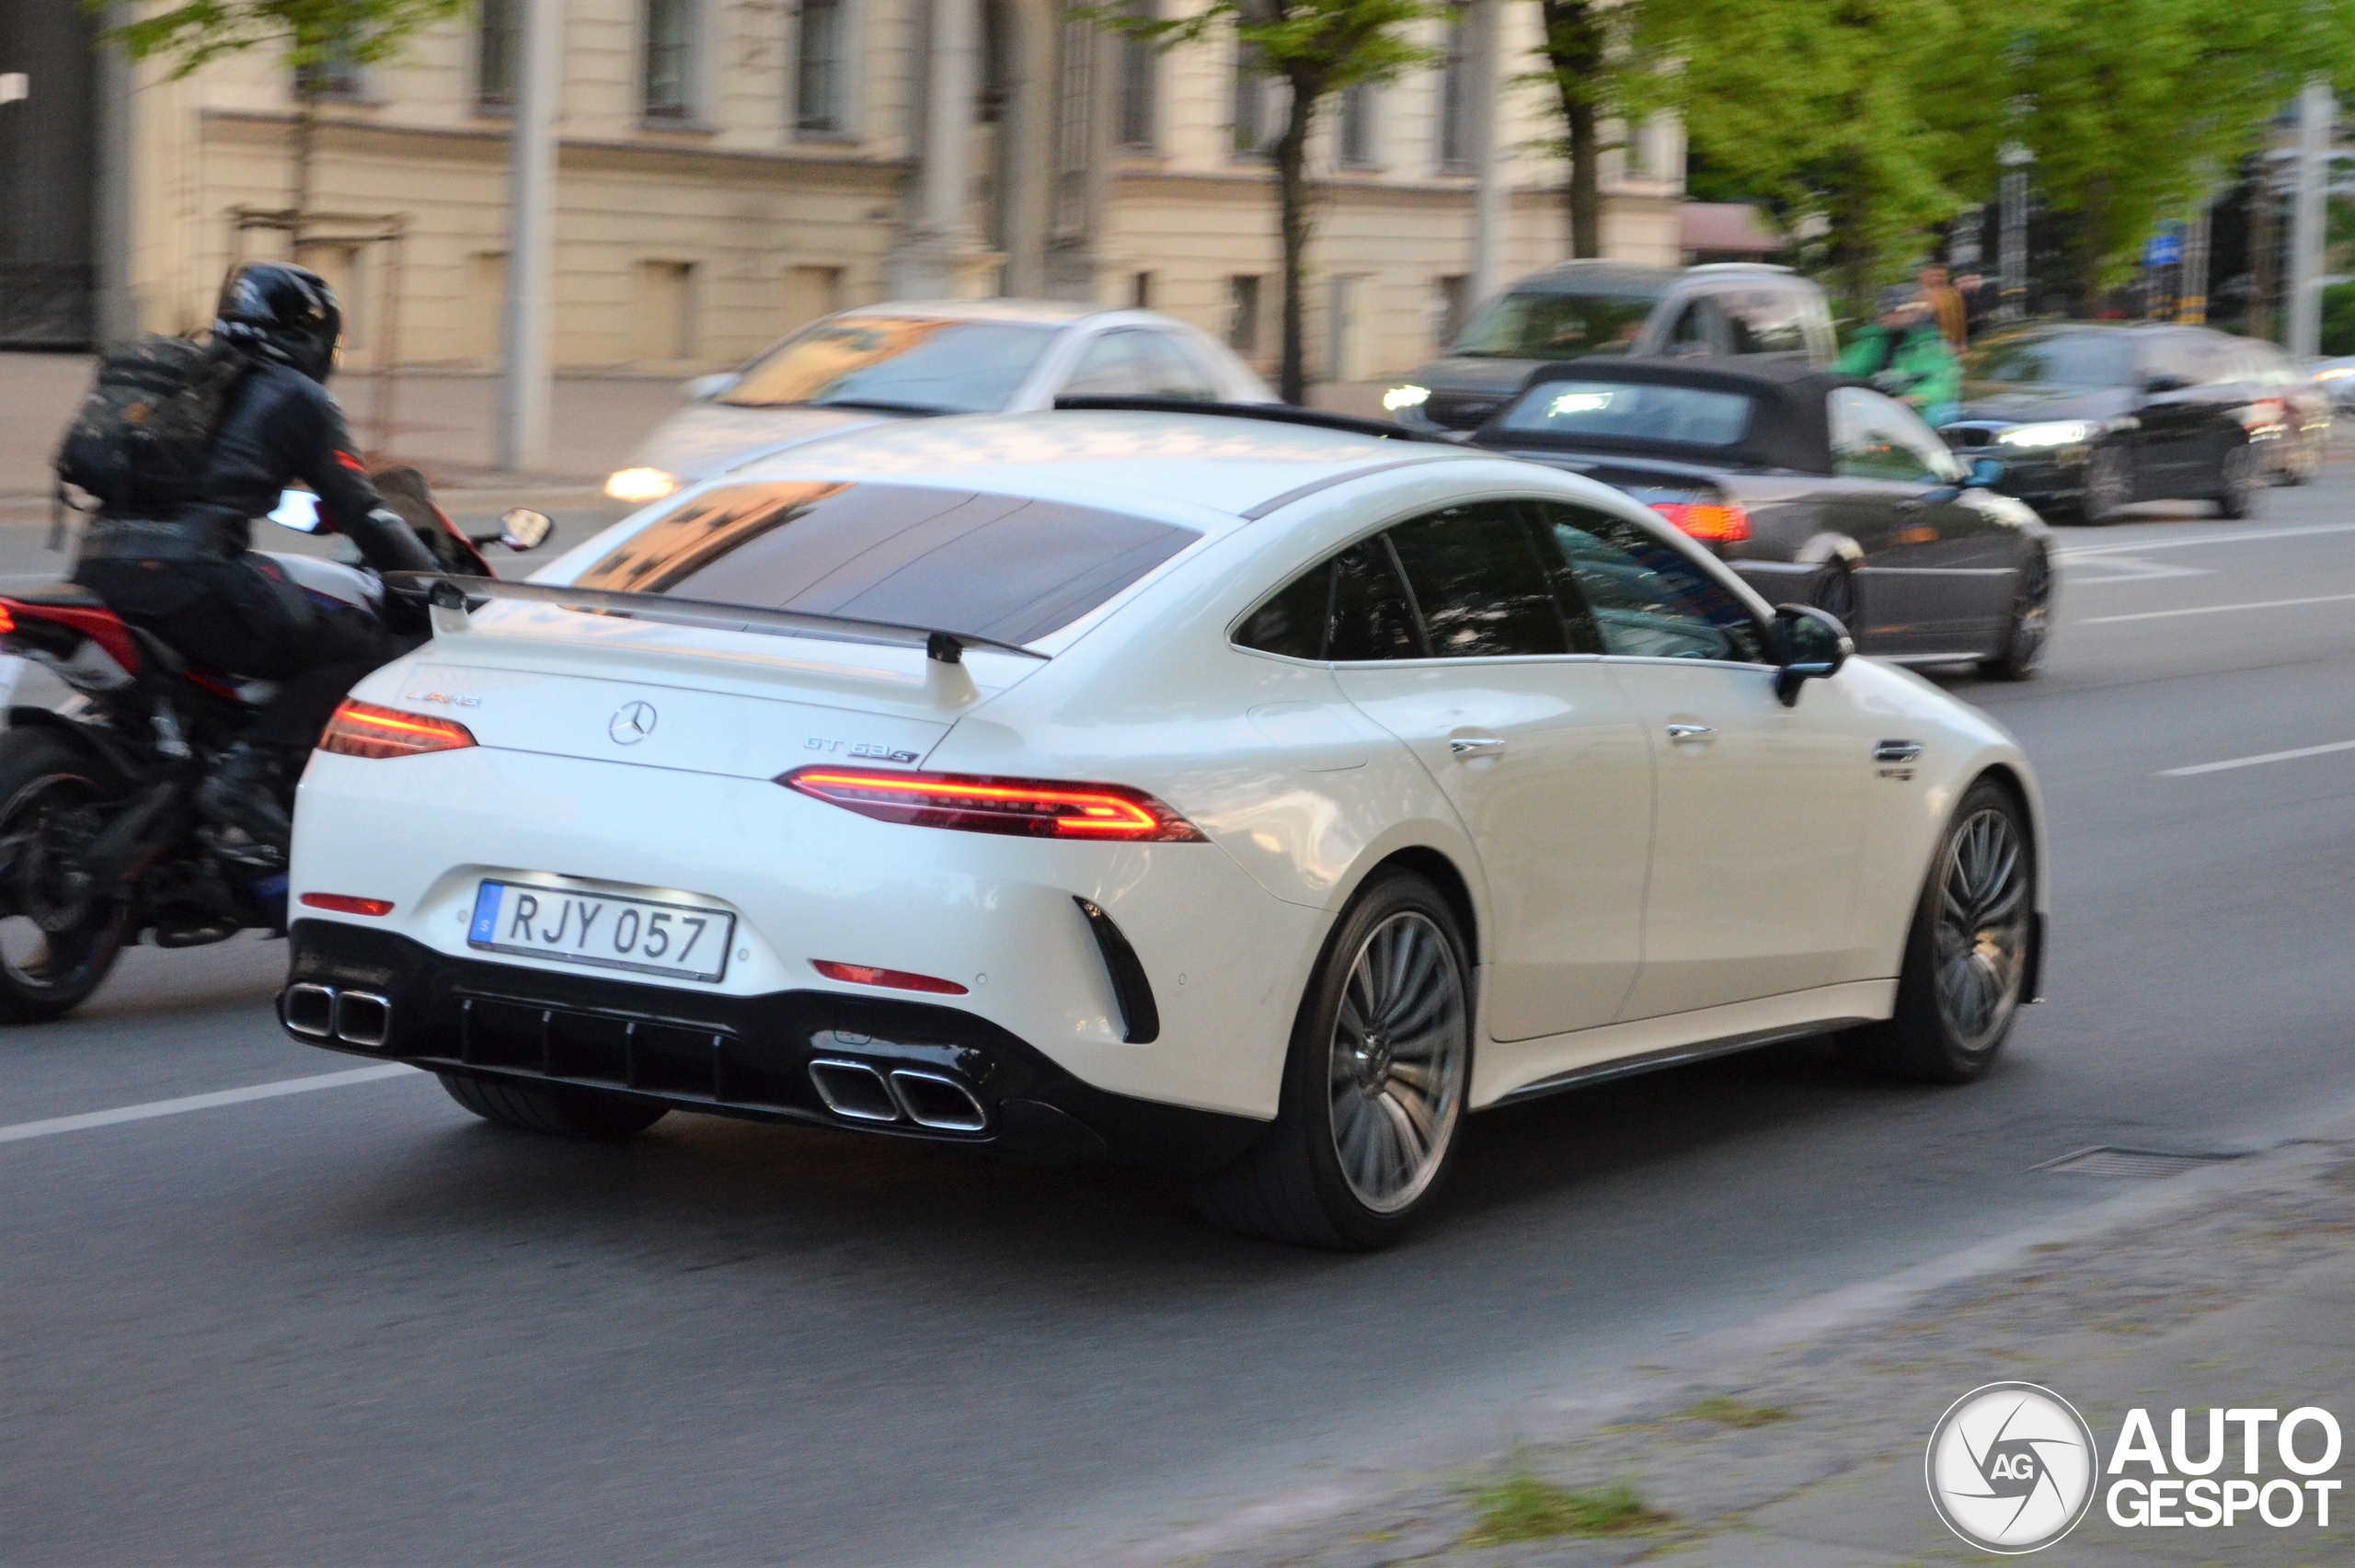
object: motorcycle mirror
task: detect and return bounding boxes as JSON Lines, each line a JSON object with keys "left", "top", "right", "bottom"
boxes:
{"left": 498, "top": 508, "right": 554, "bottom": 552}
{"left": 269, "top": 490, "right": 322, "bottom": 533}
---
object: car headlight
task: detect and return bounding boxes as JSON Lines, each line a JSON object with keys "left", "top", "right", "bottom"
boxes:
{"left": 604, "top": 466, "right": 679, "bottom": 503}
{"left": 2314, "top": 366, "right": 2355, "bottom": 382}
{"left": 1382, "top": 383, "right": 1431, "bottom": 412}
{"left": 1995, "top": 421, "right": 2094, "bottom": 450}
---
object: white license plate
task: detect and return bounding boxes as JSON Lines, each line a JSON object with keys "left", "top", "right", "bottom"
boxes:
{"left": 468, "top": 881, "right": 735, "bottom": 982}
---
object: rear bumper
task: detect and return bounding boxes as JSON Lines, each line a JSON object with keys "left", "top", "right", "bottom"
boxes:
{"left": 281, "top": 919, "right": 1266, "bottom": 1173}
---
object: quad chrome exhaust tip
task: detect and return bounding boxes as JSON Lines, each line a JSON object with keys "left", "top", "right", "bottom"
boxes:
{"left": 281, "top": 982, "right": 394, "bottom": 1049}
{"left": 808, "top": 1059, "right": 990, "bottom": 1133}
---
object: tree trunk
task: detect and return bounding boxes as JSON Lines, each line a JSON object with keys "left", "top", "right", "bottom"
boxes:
{"left": 1540, "top": 0, "right": 1605, "bottom": 259}
{"left": 1275, "top": 74, "right": 1320, "bottom": 404}
{"left": 1829, "top": 150, "right": 1875, "bottom": 324}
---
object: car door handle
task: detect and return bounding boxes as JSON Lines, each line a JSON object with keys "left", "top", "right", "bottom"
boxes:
{"left": 1873, "top": 738, "right": 1924, "bottom": 762}
{"left": 1448, "top": 736, "right": 1506, "bottom": 758}
{"left": 1665, "top": 724, "right": 1715, "bottom": 743}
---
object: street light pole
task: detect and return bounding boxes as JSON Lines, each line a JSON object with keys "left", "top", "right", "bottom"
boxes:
{"left": 2287, "top": 77, "right": 2335, "bottom": 360}
{"left": 1998, "top": 142, "right": 2032, "bottom": 324}
{"left": 496, "top": 0, "right": 562, "bottom": 474}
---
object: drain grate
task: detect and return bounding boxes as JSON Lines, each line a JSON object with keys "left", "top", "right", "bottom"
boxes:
{"left": 2037, "top": 1146, "right": 2248, "bottom": 1180}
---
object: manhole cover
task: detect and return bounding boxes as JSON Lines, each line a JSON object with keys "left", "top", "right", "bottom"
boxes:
{"left": 2037, "top": 1146, "right": 2247, "bottom": 1179}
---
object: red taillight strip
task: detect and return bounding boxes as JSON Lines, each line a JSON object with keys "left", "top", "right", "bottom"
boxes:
{"left": 318, "top": 699, "right": 477, "bottom": 759}
{"left": 300, "top": 893, "right": 396, "bottom": 917}
{"left": 1650, "top": 500, "right": 1752, "bottom": 543}
{"left": 811, "top": 959, "right": 969, "bottom": 995}
{"left": 779, "top": 767, "right": 1204, "bottom": 842}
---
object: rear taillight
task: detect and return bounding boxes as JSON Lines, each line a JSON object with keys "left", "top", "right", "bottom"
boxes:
{"left": 1651, "top": 501, "right": 1752, "bottom": 543}
{"left": 0, "top": 603, "right": 16, "bottom": 636}
{"left": 318, "top": 699, "right": 477, "bottom": 760}
{"left": 780, "top": 767, "right": 1204, "bottom": 842}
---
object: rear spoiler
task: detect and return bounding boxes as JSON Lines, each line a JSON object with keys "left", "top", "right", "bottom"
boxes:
{"left": 387, "top": 574, "right": 1049, "bottom": 666}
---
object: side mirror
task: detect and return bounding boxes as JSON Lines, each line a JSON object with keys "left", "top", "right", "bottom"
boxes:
{"left": 269, "top": 489, "right": 322, "bottom": 532}
{"left": 1966, "top": 454, "right": 2005, "bottom": 490}
{"left": 683, "top": 372, "right": 739, "bottom": 402}
{"left": 498, "top": 507, "right": 553, "bottom": 552}
{"left": 1771, "top": 603, "right": 1853, "bottom": 706}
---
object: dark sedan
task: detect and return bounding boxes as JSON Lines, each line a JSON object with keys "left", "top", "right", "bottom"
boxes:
{"left": 1943, "top": 323, "right": 2273, "bottom": 522}
{"left": 1469, "top": 360, "right": 2053, "bottom": 678}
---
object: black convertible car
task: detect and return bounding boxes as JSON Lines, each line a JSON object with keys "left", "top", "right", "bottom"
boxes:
{"left": 1469, "top": 360, "right": 2053, "bottom": 678}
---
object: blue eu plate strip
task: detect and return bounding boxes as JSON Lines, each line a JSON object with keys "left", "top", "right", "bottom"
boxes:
{"left": 470, "top": 882, "right": 502, "bottom": 944}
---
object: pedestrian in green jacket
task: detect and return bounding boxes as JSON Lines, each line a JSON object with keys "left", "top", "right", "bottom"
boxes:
{"left": 1837, "top": 286, "right": 1961, "bottom": 427}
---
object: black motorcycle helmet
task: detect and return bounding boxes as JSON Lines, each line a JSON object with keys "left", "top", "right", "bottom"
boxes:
{"left": 213, "top": 261, "right": 342, "bottom": 383}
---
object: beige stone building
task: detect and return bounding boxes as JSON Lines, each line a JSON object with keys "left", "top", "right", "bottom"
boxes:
{"left": 99, "top": 0, "right": 1686, "bottom": 382}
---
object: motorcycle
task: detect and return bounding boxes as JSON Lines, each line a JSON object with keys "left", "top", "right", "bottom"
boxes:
{"left": 0, "top": 479, "right": 552, "bottom": 1022}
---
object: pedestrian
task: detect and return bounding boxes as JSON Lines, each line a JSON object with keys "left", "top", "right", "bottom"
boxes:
{"left": 1955, "top": 272, "right": 1993, "bottom": 342}
{"left": 1919, "top": 263, "right": 1970, "bottom": 350}
{"left": 1836, "top": 286, "right": 1961, "bottom": 427}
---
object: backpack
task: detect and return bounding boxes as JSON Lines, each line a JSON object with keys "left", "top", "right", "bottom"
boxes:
{"left": 53, "top": 335, "right": 248, "bottom": 513}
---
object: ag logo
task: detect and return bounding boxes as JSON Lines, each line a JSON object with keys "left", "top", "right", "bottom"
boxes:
{"left": 1926, "top": 1381, "right": 2099, "bottom": 1553}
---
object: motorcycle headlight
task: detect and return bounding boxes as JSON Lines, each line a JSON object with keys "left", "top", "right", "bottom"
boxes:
{"left": 605, "top": 466, "right": 680, "bottom": 503}
{"left": 1382, "top": 383, "right": 1431, "bottom": 412}
{"left": 1995, "top": 421, "right": 2094, "bottom": 450}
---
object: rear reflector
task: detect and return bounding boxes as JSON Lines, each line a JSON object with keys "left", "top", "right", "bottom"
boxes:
{"left": 811, "top": 959, "right": 970, "bottom": 996}
{"left": 1650, "top": 501, "right": 1752, "bottom": 543}
{"left": 0, "top": 603, "right": 15, "bottom": 635}
{"left": 779, "top": 767, "right": 1204, "bottom": 842}
{"left": 318, "top": 699, "right": 477, "bottom": 760}
{"left": 299, "top": 893, "right": 395, "bottom": 917}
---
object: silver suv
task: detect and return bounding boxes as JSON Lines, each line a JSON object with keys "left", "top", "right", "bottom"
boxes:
{"left": 1387, "top": 261, "right": 1837, "bottom": 433}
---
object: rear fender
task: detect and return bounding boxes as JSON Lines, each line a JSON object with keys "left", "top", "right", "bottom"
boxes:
{"left": 5, "top": 708, "right": 146, "bottom": 792}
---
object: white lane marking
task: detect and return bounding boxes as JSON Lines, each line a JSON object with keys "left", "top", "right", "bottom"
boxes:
{"left": 2058, "top": 554, "right": 2209, "bottom": 583}
{"left": 2059, "top": 521, "right": 2355, "bottom": 558}
{"left": 2079, "top": 591, "right": 2355, "bottom": 625}
{"left": 2160, "top": 740, "right": 2355, "bottom": 778}
{"left": 0, "top": 1063, "right": 417, "bottom": 1146}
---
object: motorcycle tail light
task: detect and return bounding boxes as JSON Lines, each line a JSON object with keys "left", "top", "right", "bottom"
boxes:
{"left": 1651, "top": 501, "right": 1752, "bottom": 543}
{"left": 319, "top": 699, "right": 477, "bottom": 760}
{"left": 779, "top": 767, "right": 1204, "bottom": 842}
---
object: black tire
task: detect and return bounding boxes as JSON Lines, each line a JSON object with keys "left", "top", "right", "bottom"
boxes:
{"left": 1844, "top": 779, "right": 2035, "bottom": 1083}
{"left": 2214, "top": 439, "right": 2260, "bottom": 520}
{"left": 0, "top": 730, "right": 132, "bottom": 1024}
{"left": 2078, "top": 441, "right": 2132, "bottom": 524}
{"left": 1190, "top": 870, "right": 1473, "bottom": 1251}
{"left": 1810, "top": 558, "right": 1857, "bottom": 630}
{"left": 438, "top": 1071, "right": 670, "bottom": 1141}
{"left": 1977, "top": 547, "right": 2052, "bottom": 681}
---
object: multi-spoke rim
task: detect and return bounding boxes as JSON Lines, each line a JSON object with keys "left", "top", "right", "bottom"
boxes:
{"left": 1327, "top": 910, "right": 1467, "bottom": 1214}
{"left": 0, "top": 771, "right": 125, "bottom": 998}
{"left": 2085, "top": 445, "right": 2131, "bottom": 518}
{"left": 1933, "top": 807, "right": 2029, "bottom": 1054}
{"left": 2221, "top": 442, "right": 2257, "bottom": 503}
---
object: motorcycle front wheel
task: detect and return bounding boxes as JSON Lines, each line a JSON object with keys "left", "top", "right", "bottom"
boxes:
{"left": 0, "top": 729, "right": 131, "bottom": 1023}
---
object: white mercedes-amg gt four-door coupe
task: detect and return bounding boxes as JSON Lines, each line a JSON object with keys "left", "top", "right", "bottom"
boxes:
{"left": 281, "top": 407, "right": 2046, "bottom": 1249}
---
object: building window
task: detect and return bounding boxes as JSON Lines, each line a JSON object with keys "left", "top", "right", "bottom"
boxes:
{"left": 1131, "top": 270, "right": 1154, "bottom": 308}
{"left": 1437, "top": 6, "right": 1472, "bottom": 172}
{"left": 1231, "top": 43, "right": 1282, "bottom": 159}
{"left": 1118, "top": 1, "right": 1157, "bottom": 149}
{"left": 293, "top": 39, "right": 365, "bottom": 103}
{"left": 643, "top": 0, "right": 696, "bottom": 120}
{"left": 1435, "top": 274, "right": 1470, "bottom": 347}
{"left": 1227, "top": 274, "right": 1262, "bottom": 354}
{"left": 1338, "top": 82, "right": 1375, "bottom": 166}
{"left": 477, "top": 0, "right": 518, "bottom": 111}
{"left": 796, "top": 0, "right": 844, "bottom": 134}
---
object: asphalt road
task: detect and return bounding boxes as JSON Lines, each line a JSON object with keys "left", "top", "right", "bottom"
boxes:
{"left": 7, "top": 470, "right": 2355, "bottom": 1566}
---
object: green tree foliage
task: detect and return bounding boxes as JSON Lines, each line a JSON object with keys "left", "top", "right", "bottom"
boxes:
{"left": 1102, "top": 0, "right": 1436, "bottom": 400}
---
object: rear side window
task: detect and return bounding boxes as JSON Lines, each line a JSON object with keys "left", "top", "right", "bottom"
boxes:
{"left": 570, "top": 481, "right": 1200, "bottom": 645}
{"left": 1495, "top": 379, "right": 1754, "bottom": 447}
{"left": 1385, "top": 501, "right": 1570, "bottom": 658}
{"left": 1537, "top": 501, "right": 1763, "bottom": 663}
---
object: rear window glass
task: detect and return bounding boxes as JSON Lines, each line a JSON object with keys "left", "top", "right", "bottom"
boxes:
{"left": 1495, "top": 379, "right": 1755, "bottom": 447}
{"left": 718, "top": 317, "right": 1058, "bottom": 413}
{"left": 1453, "top": 290, "right": 1661, "bottom": 359}
{"left": 570, "top": 482, "right": 1200, "bottom": 645}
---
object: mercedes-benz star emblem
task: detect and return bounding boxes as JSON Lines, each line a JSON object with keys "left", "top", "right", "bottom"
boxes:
{"left": 609, "top": 701, "right": 657, "bottom": 745}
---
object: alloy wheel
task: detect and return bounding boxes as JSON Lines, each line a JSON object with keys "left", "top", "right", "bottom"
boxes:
{"left": 2008, "top": 552, "right": 2052, "bottom": 670}
{"left": 1327, "top": 910, "right": 1467, "bottom": 1214}
{"left": 0, "top": 772, "right": 127, "bottom": 1001}
{"left": 2084, "top": 444, "right": 2131, "bottom": 520}
{"left": 1932, "top": 807, "right": 2029, "bottom": 1054}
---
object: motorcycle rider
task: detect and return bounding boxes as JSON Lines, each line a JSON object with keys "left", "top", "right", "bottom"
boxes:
{"left": 72, "top": 261, "right": 440, "bottom": 862}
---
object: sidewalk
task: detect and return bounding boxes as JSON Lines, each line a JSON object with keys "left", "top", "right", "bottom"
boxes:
{"left": 1141, "top": 1142, "right": 2355, "bottom": 1567}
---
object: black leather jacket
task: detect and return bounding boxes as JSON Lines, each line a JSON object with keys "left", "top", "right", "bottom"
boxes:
{"left": 80, "top": 360, "right": 439, "bottom": 575}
